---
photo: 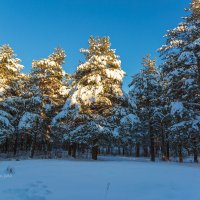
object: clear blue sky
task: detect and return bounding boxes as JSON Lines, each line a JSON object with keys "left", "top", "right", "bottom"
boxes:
{"left": 0, "top": 0, "right": 191, "bottom": 91}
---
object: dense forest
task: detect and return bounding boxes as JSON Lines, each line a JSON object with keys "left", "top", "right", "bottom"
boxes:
{"left": 0, "top": 0, "right": 199, "bottom": 161}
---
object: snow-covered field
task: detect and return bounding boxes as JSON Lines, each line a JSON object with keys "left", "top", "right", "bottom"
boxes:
{"left": 0, "top": 157, "right": 199, "bottom": 200}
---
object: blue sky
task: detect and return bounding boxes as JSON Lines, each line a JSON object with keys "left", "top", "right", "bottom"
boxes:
{"left": 0, "top": 0, "right": 191, "bottom": 91}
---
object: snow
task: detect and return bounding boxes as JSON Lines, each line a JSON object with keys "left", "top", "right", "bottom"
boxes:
{"left": 170, "top": 102, "right": 184, "bottom": 116}
{"left": 120, "top": 114, "right": 140, "bottom": 126}
{"left": 113, "top": 127, "right": 119, "bottom": 137}
{"left": 32, "top": 59, "right": 57, "bottom": 68}
{"left": 169, "top": 40, "right": 184, "bottom": 47}
{"left": 18, "top": 112, "right": 40, "bottom": 130}
{"left": 178, "top": 51, "right": 197, "bottom": 65}
{"left": 0, "top": 115, "right": 11, "bottom": 127}
{"left": 59, "top": 86, "right": 70, "bottom": 96}
{"left": 0, "top": 87, "right": 5, "bottom": 96}
{"left": 87, "top": 74, "right": 101, "bottom": 84}
{"left": 0, "top": 159, "right": 200, "bottom": 200}
{"left": 51, "top": 110, "right": 67, "bottom": 126}
{"left": 71, "top": 85, "right": 104, "bottom": 106}
{"left": 184, "top": 78, "right": 194, "bottom": 86}
{"left": 105, "top": 68, "right": 125, "bottom": 82}
{"left": 188, "top": 38, "right": 200, "bottom": 49}
{"left": 0, "top": 110, "right": 12, "bottom": 120}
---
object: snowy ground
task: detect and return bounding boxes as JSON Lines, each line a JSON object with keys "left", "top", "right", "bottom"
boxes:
{"left": 0, "top": 157, "right": 200, "bottom": 200}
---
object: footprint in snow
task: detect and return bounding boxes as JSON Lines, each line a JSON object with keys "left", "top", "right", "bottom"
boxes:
{"left": 3, "top": 181, "right": 51, "bottom": 200}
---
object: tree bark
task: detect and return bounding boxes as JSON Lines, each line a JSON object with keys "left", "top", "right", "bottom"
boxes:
{"left": 161, "top": 129, "right": 166, "bottom": 160}
{"left": 136, "top": 143, "right": 140, "bottom": 157}
{"left": 143, "top": 146, "right": 148, "bottom": 157}
{"left": 30, "top": 133, "right": 36, "bottom": 158}
{"left": 118, "top": 147, "right": 121, "bottom": 155}
{"left": 178, "top": 144, "right": 183, "bottom": 163}
{"left": 150, "top": 133, "right": 155, "bottom": 162}
{"left": 92, "top": 139, "right": 98, "bottom": 160}
{"left": 5, "top": 137, "right": 8, "bottom": 153}
{"left": 13, "top": 134, "right": 18, "bottom": 156}
{"left": 122, "top": 147, "right": 125, "bottom": 156}
{"left": 92, "top": 146, "right": 98, "bottom": 160}
{"left": 68, "top": 143, "right": 72, "bottom": 156}
{"left": 166, "top": 141, "right": 170, "bottom": 160}
{"left": 194, "top": 149, "right": 198, "bottom": 163}
{"left": 197, "top": 58, "right": 200, "bottom": 85}
{"left": 72, "top": 143, "right": 76, "bottom": 158}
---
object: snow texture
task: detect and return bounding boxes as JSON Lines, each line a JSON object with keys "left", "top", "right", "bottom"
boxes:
{"left": 0, "top": 159, "right": 199, "bottom": 200}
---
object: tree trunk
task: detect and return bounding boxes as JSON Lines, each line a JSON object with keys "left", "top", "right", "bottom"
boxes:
{"left": 30, "top": 133, "right": 36, "bottom": 158}
{"left": 92, "top": 146, "right": 98, "bottom": 160}
{"left": 25, "top": 133, "right": 29, "bottom": 152}
{"left": 72, "top": 143, "right": 76, "bottom": 158}
{"left": 107, "top": 147, "right": 111, "bottom": 155}
{"left": 122, "top": 147, "right": 125, "bottom": 155}
{"left": 68, "top": 143, "right": 72, "bottom": 156}
{"left": 150, "top": 133, "right": 155, "bottom": 162}
{"left": 92, "top": 139, "right": 98, "bottom": 160}
{"left": 197, "top": 58, "right": 200, "bottom": 85}
{"left": 118, "top": 147, "right": 121, "bottom": 155}
{"left": 20, "top": 134, "right": 24, "bottom": 151}
{"left": 136, "top": 143, "right": 140, "bottom": 157}
{"left": 178, "top": 144, "right": 183, "bottom": 163}
{"left": 194, "top": 150, "right": 198, "bottom": 163}
{"left": 143, "top": 146, "right": 148, "bottom": 157}
{"left": 161, "top": 129, "right": 166, "bottom": 160}
{"left": 13, "top": 134, "right": 18, "bottom": 156}
{"left": 5, "top": 137, "right": 8, "bottom": 153}
{"left": 166, "top": 140, "right": 170, "bottom": 160}
{"left": 193, "top": 138, "right": 198, "bottom": 163}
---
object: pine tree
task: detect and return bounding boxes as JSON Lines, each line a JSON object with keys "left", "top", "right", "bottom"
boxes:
{"left": 129, "top": 54, "right": 162, "bottom": 161}
{"left": 0, "top": 45, "right": 24, "bottom": 153}
{"left": 53, "top": 36, "right": 128, "bottom": 160}
{"left": 30, "top": 47, "right": 69, "bottom": 155}
{"left": 158, "top": 0, "right": 200, "bottom": 162}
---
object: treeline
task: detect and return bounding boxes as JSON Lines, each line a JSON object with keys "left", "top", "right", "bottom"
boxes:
{"left": 0, "top": 0, "right": 199, "bottom": 161}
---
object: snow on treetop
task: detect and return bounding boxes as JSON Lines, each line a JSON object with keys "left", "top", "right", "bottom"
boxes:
{"left": 77, "top": 55, "right": 122, "bottom": 72}
{"left": 0, "top": 45, "right": 24, "bottom": 73}
{"left": 32, "top": 59, "right": 58, "bottom": 68}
